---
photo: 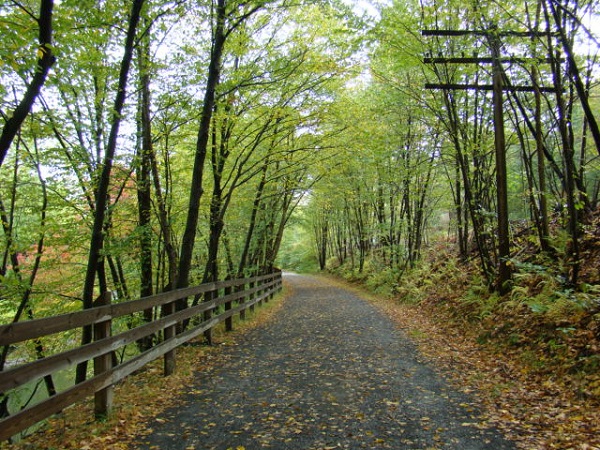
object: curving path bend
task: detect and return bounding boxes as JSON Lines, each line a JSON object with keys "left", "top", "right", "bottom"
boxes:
{"left": 138, "top": 273, "right": 515, "bottom": 450}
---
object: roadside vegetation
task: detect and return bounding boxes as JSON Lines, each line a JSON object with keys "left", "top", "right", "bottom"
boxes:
{"left": 0, "top": 292, "right": 286, "bottom": 450}
{"left": 2, "top": 0, "right": 599, "bottom": 446}
{"left": 285, "top": 0, "right": 600, "bottom": 445}
{"left": 322, "top": 213, "right": 600, "bottom": 448}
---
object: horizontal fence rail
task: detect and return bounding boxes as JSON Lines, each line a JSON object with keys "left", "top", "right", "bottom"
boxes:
{"left": 0, "top": 270, "right": 282, "bottom": 441}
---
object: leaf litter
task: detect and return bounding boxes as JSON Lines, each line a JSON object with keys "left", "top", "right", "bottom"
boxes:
{"left": 137, "top": 274, "right": 514, "bottom": 450}
{"left": 4, "top": 273, "right": 594, "bottom": 449}
{"left": 366, "top": 280, "right": 600, "bottom": 450}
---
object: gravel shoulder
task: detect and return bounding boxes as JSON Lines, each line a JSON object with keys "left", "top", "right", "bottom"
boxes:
{"left": 137, "top": 273, "right": 516, "bottom": 450}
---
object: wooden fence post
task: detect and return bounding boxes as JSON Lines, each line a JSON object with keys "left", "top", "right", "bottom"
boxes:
{"left": 265, "top": 275, "right": 270, "bottom": 303}
{"left": 265, "top": 272, "right": 275, "bottom": 303}
{"left": 239, "top": 280, "right": 247, "bottom": 320}
{"left": 268, "top": 272, "right": 276, "bottom": 301}
{"left": 277, "top": 270, "right": 282, "bottom": 294}
{"left": 93, "top": 291, "right": 113, "bottom": 419}
{"left": 204, "top": 289, "right": 214, "bottom": 345}
{"left": 249, "top": 278, "right": 256, "bottom": 313}
{"left": 163, "top": 300, "right": 176, "bottom": 376}
{"left": 224, "top": 282, "right": 233, "bottom": 332}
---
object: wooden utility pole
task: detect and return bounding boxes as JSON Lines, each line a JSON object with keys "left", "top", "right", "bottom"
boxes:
{"left": 422, "top": 27, "right": 556, "bottom": 294}
{"left": 490, "top": 31, "right": 511, "bottom": 294}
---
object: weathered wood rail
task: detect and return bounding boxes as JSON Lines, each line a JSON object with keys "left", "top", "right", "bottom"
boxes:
{"left": 0, "top": 270, "right": 282, "bottom": 441}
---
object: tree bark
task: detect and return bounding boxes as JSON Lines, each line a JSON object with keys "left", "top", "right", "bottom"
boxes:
{"left": 0, "top": 0, "right": 55, "bottom": 168}
{"left": 77, "top": 0, "right": 145, "bottom": 384}
{"left": 490, "top": 32, "right": 512, "bottom": 294}
{"left": 137, "top": 20, "right": 155, "bottom": 350}
{"left": 0, "top": 144, "right": 55, "bottom": 418}
{"left": 545, "top": 0, "right": 600, "bottom": 157}
{"left": 176, "top": 0, "right": 226, "bottom": 292}
{"left": 238, "top": 160, "right": 269, "bottom": 276}
{"left": 543, "top": 0, "right": 581, "bottom": 285}
{"left": 533, "top": 66, "right": 551, "bottom": 252}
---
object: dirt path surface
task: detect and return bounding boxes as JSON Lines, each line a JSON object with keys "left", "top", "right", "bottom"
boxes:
{"left": 138, "top": 274, "right": 515, "bottom": 450}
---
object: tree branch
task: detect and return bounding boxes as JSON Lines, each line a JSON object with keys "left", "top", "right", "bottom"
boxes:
{"left": 0, "top": 0, "right": 55, "bottom": 168}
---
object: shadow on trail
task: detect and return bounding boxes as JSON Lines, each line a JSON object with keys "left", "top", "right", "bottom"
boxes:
{"left": 138, "top": 273, "right": 515, "bottom": 450}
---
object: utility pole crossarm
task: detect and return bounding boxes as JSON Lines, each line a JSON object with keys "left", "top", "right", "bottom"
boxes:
{"left": 421, "top": 29, "right": 559, "bottom": 38}
{"left": 424, "top": 83, "right": 556, "bottom": 93}
{"left": 422, "top": 56, "right": 555, "bottom": 65}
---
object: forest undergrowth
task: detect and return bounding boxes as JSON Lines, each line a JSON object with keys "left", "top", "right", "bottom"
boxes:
{"left": 331, "top": 210, "right": 600, "bottom": 449}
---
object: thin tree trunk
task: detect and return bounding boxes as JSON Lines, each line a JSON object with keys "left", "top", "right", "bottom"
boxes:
{"left": 411, "top": 149, "right": 436, "bottom": 266}
{"left": 543, "top": 0, "right": 580, "bottom": 285}
{"left": 149, "top": 141, "right": 178, "bottom": 288}
{"left": 0, "top": 0, "right": 55, "bottom": 168}
{"left": 177, "top": 0, "right": 226, "bottom": 292}
{"left": 0, "top": 141, "right": 55, "bottom": 417}
{"left": 545, "top": 0, "right": 600, "bottom": 157}
{"left": 137, "top": 21, "right": 155, "bottom": 350}
{"left": 491, "top": 34, "right": 512, "bottom": 294}
{"left": 238, "top": 159, "right": 269, "bottom": 276}
{"left": 77, "top": 0, "right": 145, "bottom": 383}
{"left": 533, "top": 66, "right": 551, "bottom": 252}
{"left": 267, "top": 190, "right": 299, "bottom": 271}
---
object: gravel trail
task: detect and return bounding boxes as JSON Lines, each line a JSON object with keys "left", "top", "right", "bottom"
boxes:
{"left": 138, "top": 273, "right": 515, "bottom": 450}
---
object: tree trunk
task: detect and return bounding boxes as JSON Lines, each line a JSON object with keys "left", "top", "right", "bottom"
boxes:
{"left": 238, "top": 159, "right": 269, "bottom": 277}
{"left": 533, "top": 66, "right": 551, "bottom": 252}
{"left": 0, "top": 150, "right": 55, "bottom": 417}
{"left": 77, "top": 0, "right": 145, "bottom": 384}
{"left": 149, "top": 142, "right": 178, "bottom": 289}
{"left": 0, "top": 0, "right": 55, "bottom": 168}
{"left": 545, "top": 0, "right": 600, "bottom": 157}
{"left": 491, "top": 33, "right": 512, "bottom": 294}
{"left": 177, "top": 0, "right": 226, "bottom": 292}
{"left": 137, "top": 22, "right": 155, "bottom": 350}
{"left": 543, "top": 1, "right": 581, "bottom": 285}
{"left": 444, "top": 92, "right": 495, "bottom": 282}
{"left": 315, "top": 218, "right": 329, "bottom": 271}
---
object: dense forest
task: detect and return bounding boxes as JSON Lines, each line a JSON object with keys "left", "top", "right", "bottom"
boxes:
{"left": 1, "top": 0, "right": 599, "bottom": 442}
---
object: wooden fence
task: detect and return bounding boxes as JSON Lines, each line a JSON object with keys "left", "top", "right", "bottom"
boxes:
{"left": 0, "top": 270, "right": 282, "bottom": 441}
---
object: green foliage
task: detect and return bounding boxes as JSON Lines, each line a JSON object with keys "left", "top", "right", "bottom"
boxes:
{"left": 1, "top": 0, "right": 599, "bottom": 415}
{"left": 506, "top": 258, "right": 597, "bottom": 321}
{"left": 459, "top": 286, "right": 502, "bottom": 321}
{"left": 364, "top": 266, "right": 401, "bottom": 298}
{"left": 277, "top": 222, "right": 319, "bottom": 273}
